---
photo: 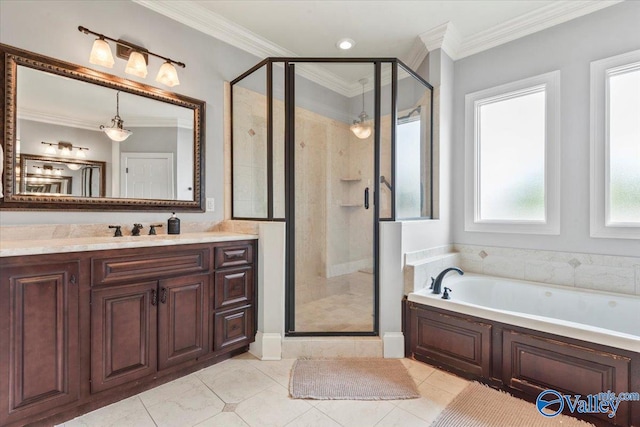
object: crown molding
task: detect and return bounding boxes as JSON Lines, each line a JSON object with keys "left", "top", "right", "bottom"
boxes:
{"left": 455, "top": 0, "right": 623, "bottom": 59}
{"left": 133, "top": 0, "right": 355, "bottom": 97}
{"left": 135, "top": 0, "right": 621, "bottom": 95}
{"left": 18, "top": 108, "right": 192, "bottom": 131}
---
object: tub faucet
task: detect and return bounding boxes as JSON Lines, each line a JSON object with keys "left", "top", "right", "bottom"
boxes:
{"left": 430, "top": 267, "right": 464, "bottom": 295}
{"left": 131, "top": 223, "right": 144, "bottom": 236}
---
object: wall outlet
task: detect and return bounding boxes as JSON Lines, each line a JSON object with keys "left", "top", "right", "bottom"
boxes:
{"left": 206, "top": 198, "right": 215, "bottom": 212}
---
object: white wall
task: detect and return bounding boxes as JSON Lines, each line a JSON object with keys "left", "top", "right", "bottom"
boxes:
{"left": 0, "top": 0, "right": 262, "bottom": 224}
{"left": 452, "top": 1, "right": 640, "bottom": 257}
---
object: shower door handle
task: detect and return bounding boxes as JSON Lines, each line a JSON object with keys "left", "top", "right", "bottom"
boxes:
{"left": 364, "top": 187, "right": 369, "bottom": 209}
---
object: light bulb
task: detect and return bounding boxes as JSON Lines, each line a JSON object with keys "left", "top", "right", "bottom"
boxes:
{"left": 125, "top": 51, "right": 148, "bottom": 78}
{"left": 89, "top": 38, "right": 115, "bottom": 68}
{"left": 156, "top": 61, "right": 180, "bottom": 87}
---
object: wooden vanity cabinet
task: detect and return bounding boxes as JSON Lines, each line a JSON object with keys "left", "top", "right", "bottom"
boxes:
{"left": 0, "top": 239, "right": 257, "bottom": 426}
{"left": 0, "top": 258, "right": 81, "bottom": 426}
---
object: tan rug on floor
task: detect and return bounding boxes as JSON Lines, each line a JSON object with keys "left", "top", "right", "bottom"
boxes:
{"left": 289, "top": 358, "right": 420, "bottom": 400}
{"left": 431, "top": 382, "right": 594, "bottom": 427}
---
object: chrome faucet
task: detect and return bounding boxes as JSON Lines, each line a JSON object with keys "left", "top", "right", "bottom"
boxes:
{"left": 430, "top": 267, "right": 464, "bottom": 294}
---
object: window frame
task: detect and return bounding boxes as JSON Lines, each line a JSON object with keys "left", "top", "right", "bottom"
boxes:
{"left": 464, "top": 70, "right": 561, "bottom": 235}
{"left": 590, "top": 49, "right": 640, "bottom": 239}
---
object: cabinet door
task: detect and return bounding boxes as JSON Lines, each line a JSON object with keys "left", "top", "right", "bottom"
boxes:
{"left": 91, "top": 282, "right": 157, "bottom": 393}
{"left": 0, "top": 262, "right": 79, "bottom": 425}
{"left": 213, "top": 305, "right": 254, "bottom": 352}
{"left": 158, "top": 274, "right": 209, "bottom": 370}
{"left": 214, "top": 266, "right": 253, "bottom": 309}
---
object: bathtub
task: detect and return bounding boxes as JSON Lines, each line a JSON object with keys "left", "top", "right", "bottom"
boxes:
{"left": 407, "top": 273, "right": 640, "bottom": 352}
{"left": 403, "top": 273, "right": 640, "bottom": 426}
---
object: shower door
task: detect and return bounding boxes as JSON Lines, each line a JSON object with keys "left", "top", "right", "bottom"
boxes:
{"left": 285, "top": 62, "right": 379, "bottom": 335}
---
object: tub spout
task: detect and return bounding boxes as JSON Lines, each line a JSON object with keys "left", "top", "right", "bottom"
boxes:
{"left": 430, "top": 267, "right": 464, "bottom": 294}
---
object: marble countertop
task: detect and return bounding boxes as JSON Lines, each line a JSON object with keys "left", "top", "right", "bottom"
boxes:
{"left": 0, "top": 232, "right": 258, "bottom": 257}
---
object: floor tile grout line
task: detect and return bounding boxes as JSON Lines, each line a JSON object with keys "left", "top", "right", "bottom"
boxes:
{"left": 195, "top": 363, "right": 282, "bottom": 406}
{"left": 136, "top": 395, "right": 159, "bottom": 427}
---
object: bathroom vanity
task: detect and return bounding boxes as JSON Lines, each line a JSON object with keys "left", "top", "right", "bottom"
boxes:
{"left": 0, "top": 233, "right": 257, "bottom": 426}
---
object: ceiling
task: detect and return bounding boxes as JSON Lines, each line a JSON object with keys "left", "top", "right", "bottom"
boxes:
{"left": 135, "top": 0, "right": 621, "bottom": 96}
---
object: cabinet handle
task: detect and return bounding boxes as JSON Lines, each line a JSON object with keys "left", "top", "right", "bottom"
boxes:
{"left": 70, "top": 274, "right": 77, "bottom": 285}
{"left": 160, "top": 287, "right": 167, "bottom": 304}
{"left": 151, "top": 290, "right": 158, "bottom": 306}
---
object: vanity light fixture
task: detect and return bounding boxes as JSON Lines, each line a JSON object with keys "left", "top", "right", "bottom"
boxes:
{"left": 100, "top": 91, "right": 132, "bottom": 142}
{"left": 33, "top": 164, "right": 64, "bottom": 176}
{"left": 41, "top": 141, "right": 89, "bottom": 157}
{"left": 78, "top": 26, "right": 185, "bottom": 87}
{"left": 350, "top": 78, "right": 372, "bottom": 139}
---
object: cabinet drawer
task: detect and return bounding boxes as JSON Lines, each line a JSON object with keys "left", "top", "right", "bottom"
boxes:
{"left": 214, "top": 266, "right": 253, "bottom": 309}
{"left": 92, "top": 247, "right": 210, "bottom": 285}
{"left": 214, "top": 243, "right": 253, "bottom": 268}
{"left": 213, "top": 305, "right": 254, "bottom": 351}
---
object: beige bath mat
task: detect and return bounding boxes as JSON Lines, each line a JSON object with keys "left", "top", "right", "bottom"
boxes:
{"left": 431, "top": 382, "right": 595, "bottom": 427}
{"left": 289, "top": 358, "right": 420, "bottom": 400}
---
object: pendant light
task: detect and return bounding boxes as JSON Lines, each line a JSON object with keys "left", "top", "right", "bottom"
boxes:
{"left": 350, "top": 78, "right": 372, "bottom": 139}
{"left": 100, "top": 91, "right": 132, "bottom": 142}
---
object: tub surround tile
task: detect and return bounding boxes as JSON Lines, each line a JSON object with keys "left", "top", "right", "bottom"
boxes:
{"left": 574, "top": 265, "right": 636, "bottom": 295}
{"left": 448, "top": 244, "right": 639, "bottom": 296}
{"left": 482, "top": 255, "right": 525, "bottom": 280}
{"left": 524, "top": 260, "right": 575, "bottom": 287}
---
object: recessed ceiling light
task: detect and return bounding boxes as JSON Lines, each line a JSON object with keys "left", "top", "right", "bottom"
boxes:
{"left": 336, "top": 38, "right": 355, "bottom": 50}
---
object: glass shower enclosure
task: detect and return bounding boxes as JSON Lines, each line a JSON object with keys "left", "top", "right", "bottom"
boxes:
{"left": 231, "top": 58, "right": 433, "bottom": 336}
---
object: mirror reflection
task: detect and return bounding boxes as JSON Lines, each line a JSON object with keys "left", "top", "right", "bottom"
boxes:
{"left": 15, "top": 65, "right": 194, "bottom": 201}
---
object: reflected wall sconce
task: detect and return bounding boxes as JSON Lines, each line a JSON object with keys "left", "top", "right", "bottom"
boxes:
{"left": 33, "top": 165, "right": 64, "bottom": 176}
{"left": 42, "top": 141, "right": 89, "bottom": 158}
{"left": 100, "top": 91, "right": 132, "bottom": 142}
{"left": 350, "top": 78, "right": 372, "bottom": 139}
{"left": 78, "top": 25, "right": 185, "bottom": 87}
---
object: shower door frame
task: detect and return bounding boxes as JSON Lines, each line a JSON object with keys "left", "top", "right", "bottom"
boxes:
{"left": 230, "top": 58, "right": 434, "bottom": 337}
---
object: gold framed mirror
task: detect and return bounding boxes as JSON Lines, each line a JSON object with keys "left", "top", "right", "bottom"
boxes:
{"left": 0, "top": 43, "right": 205, "bottom": 211}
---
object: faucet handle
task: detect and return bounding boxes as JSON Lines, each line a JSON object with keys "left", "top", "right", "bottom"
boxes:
{"left": 108, "top": 225, "right": 122, "bottom": 237}
{"left": 442, "top": 287, "right": 452, "bottom": 300}
{"left": 429, "top": 277, "right": 435, "bottom": 289}
{"left": 149, "top": 224, "right": 163, "bottom": 235}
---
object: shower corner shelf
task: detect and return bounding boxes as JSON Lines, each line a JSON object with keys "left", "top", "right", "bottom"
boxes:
{"left": 340, "top": 177, "right": 362, "bottom": 182}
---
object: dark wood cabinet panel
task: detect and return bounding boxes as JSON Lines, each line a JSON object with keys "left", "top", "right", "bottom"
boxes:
{"left": 158, "top": 274, "right": 209, "bottom": 370}
{"left": 214, "top": 266, "right": 253, "bottom": 309}
{"left": 91, "top": 282, "right": 158, "bottom": 393}
{"left": 214, "top": 305, "right": 254, "bottom": 351}
{"left": 92, "top": 246, "right": 210, "bottom": 286}
{"left": 214, "top": 243, "right": 253, "bottom": 268}
{"left": 410, "top": 306, "right": 491, "bottom": 377}
{"left": 503, "top": 329, "right": 632, "bottom": 426}
{"left": 0, "top": 262, "right": 79, "bottom": 426}
{"left": 1, "top": 239, "right": 257, "bottom": 426}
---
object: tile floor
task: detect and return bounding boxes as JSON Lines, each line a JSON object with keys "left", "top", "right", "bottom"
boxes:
{"left": 59, "top": 353, "right": 469, "bottom": 427}
{"left": 295, "top": 271, "right": 374, "bottom": 332}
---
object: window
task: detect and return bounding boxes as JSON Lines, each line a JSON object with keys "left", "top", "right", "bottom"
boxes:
{"left": 464, "top": 71, "right": 560, "bottom": 234}
{"left": 591, "top": 50, "right": 640, "bottom": 239}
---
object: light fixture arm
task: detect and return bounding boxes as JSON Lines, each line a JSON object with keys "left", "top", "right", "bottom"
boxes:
{"left": 78, "top": 26, "right": 186, "bottom": 68}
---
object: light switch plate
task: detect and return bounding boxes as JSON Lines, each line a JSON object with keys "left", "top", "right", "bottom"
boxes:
{"left": 206, "top": 198, "right": 215, "bottom": 212}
